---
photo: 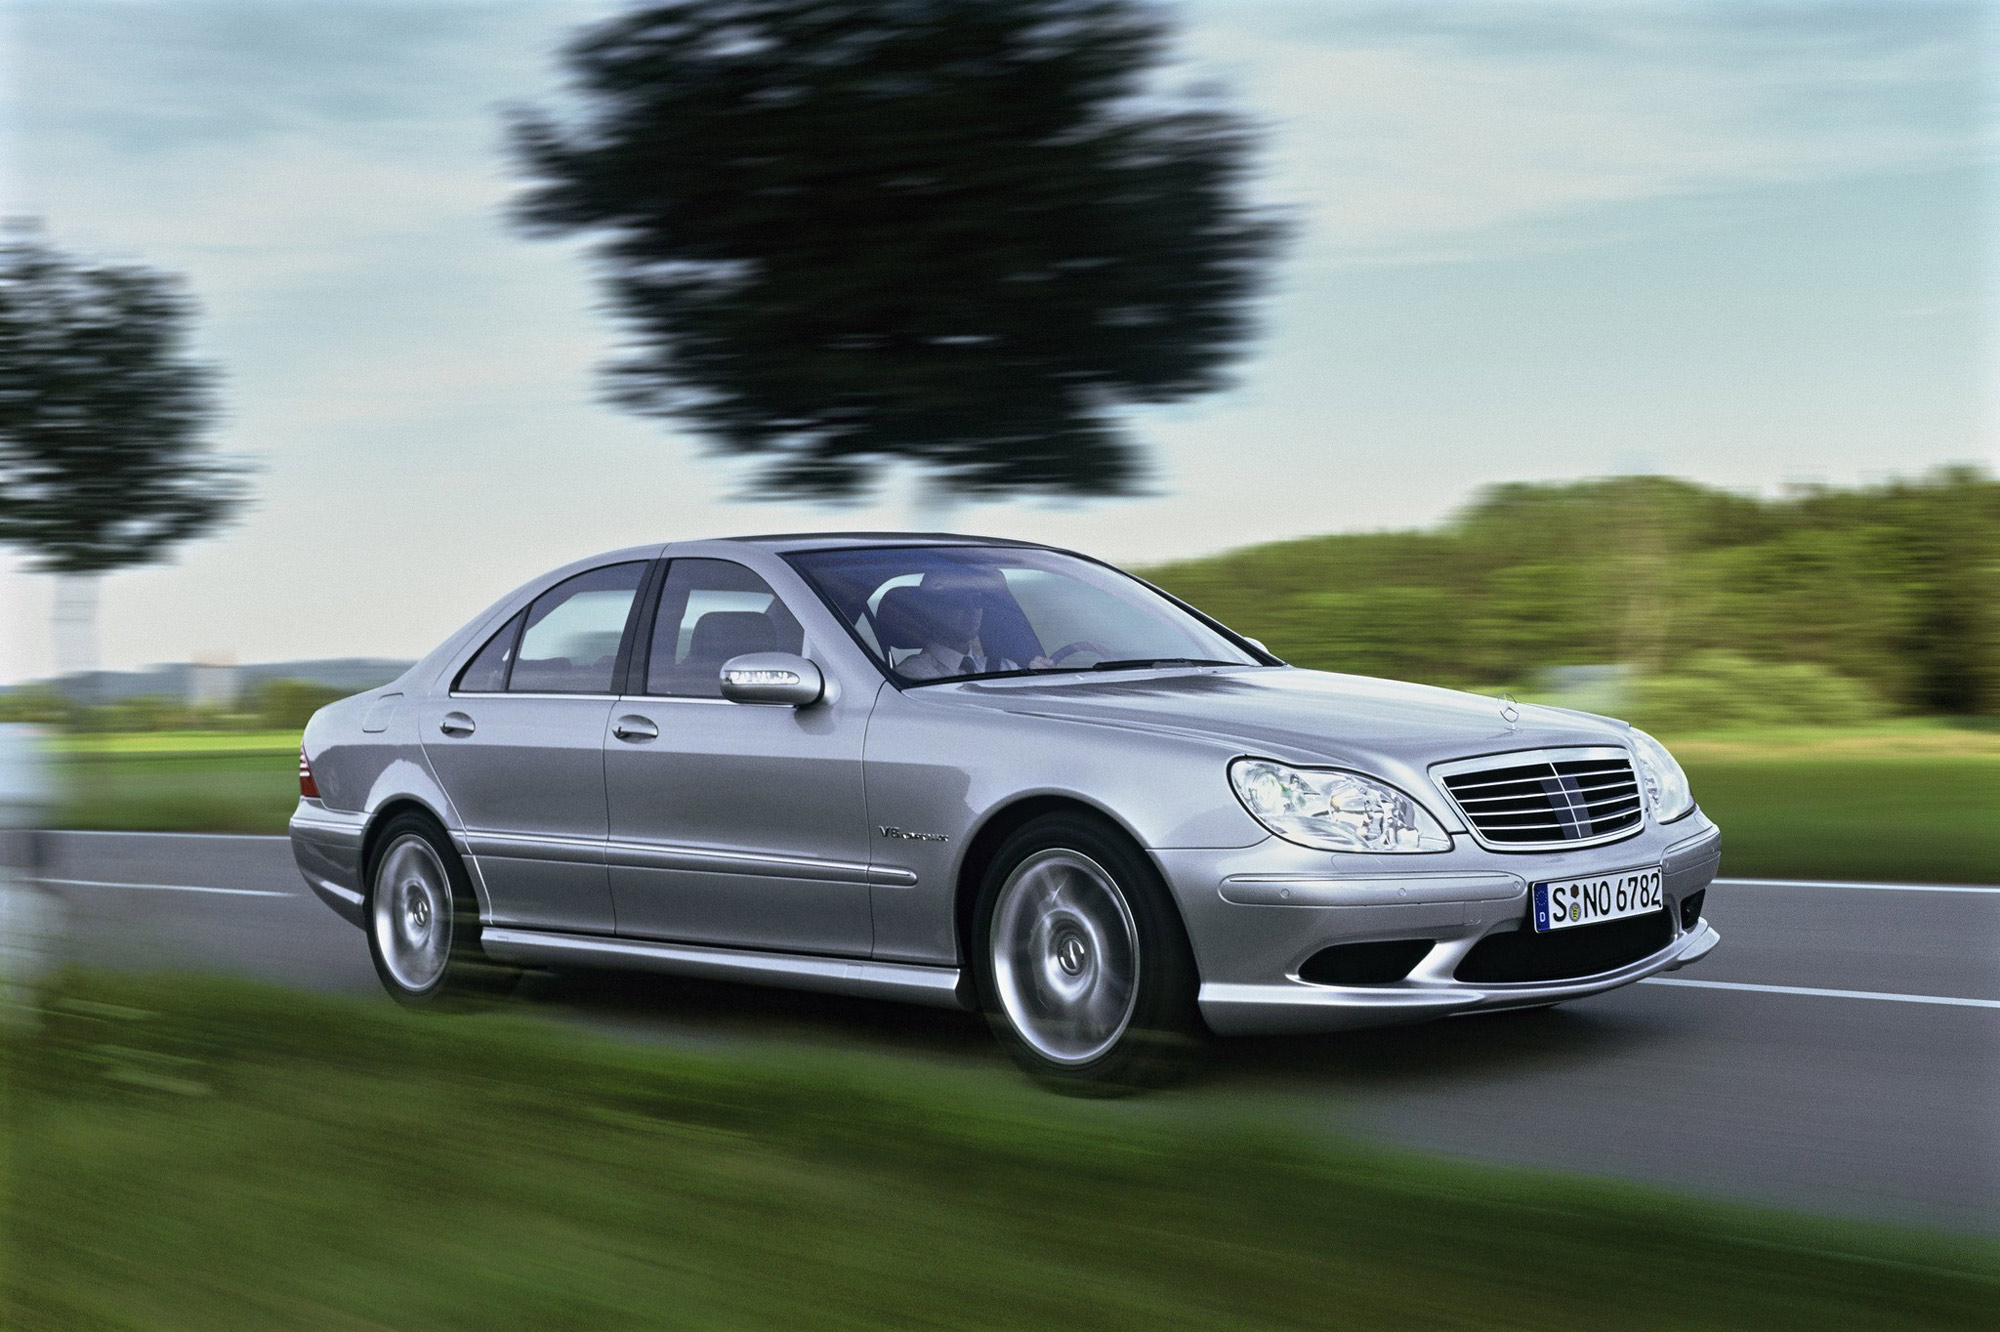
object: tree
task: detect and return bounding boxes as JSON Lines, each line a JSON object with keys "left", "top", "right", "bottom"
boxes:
{"left": 0, "top": 227, "right": 248, "bottom": 679}
{"left": 510, "top": 0, "right": 1284, "bottom": 503}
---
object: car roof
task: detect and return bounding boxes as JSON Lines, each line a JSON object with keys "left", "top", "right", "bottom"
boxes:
{"left": 679, "top": 532, "right": 1054, "bottom": 555}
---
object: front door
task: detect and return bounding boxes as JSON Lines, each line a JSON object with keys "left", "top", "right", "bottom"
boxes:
{"left": 604, "top": 557, "right": 875, "bottom": 956}
{"left": 421, "top": 561, "right": 649, "bottom": 933}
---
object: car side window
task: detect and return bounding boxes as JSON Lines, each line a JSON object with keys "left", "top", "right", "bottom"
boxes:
{"left": 508, "top": 562, "right": 648, "bottom": 695}
{"left": 645, "top": 559, "right": 805, "bottom": 698}
{"left": 454, "top": 610, "right": 525, "bottom": 692}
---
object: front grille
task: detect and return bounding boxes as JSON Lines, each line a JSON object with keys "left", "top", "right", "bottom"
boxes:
{"left": 1439, "top": 752, "right": 1642, "bottom": 847}
{"left": 1454, "top": 911, "right": 1672, "bottom": 984}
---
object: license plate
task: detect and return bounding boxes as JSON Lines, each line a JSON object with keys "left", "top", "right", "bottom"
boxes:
{"left": 1533, "top": 867, "right": 1663, "bottom": 933}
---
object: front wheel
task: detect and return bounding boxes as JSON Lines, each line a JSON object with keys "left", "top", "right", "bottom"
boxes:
{"left": 973, "top": 814, "right": 1200, "bottom": 1091}
{"left": 366, "top": 814, "right": 497, "bottom": 1007}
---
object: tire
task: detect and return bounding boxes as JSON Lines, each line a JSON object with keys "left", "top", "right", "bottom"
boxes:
{"left": 972, "top": 813, "right": 1201, "bottom": 1092}
{"left": 364, "top": 813, "right": 505, "bottom": 1007}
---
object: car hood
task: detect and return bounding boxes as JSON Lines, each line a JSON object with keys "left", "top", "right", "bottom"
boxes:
{"left": 936, "top": 666, "right": 1630, "bottom": 771}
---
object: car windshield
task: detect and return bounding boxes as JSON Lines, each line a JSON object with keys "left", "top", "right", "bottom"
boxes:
{"left": 787, "top": 545, "right": 1259, "bottom": 685}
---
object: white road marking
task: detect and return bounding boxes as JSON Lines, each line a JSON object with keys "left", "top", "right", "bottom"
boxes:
{"left": 1716, "top": 877, "right": 2000, "bottom": 895}
{"left": 42, "top": 877, "right": 292, "bottom": 899}
{"left": 1641, "top": 977, "right": 2000, "bottom": 1010}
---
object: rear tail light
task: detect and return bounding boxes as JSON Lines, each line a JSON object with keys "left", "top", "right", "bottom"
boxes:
{"left": 299, "top": 746, "right": 320, "bottom": 799}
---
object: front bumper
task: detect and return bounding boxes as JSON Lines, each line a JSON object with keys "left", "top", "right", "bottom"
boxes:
{"left": 1158, "top": 813, "right": 1722, "bottom": 1036}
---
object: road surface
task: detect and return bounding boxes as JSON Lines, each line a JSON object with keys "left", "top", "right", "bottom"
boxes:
{"left": 37, "top": 830, "right": 2000, "bottom": 1235}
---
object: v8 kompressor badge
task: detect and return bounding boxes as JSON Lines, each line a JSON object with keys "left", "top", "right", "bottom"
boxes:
{"left": 879, "top": 826, "right": 949, "bottom": 842}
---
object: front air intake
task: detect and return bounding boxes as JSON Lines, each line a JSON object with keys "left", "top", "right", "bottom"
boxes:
{"left": 1298, "top": 939, "right": 1433, "bottom": 986}
{"left": 1678, "top": 888, "right": 1706, "bottom": 932}
{"left": 1454, "top": 912, "right": 1672, "bottom": 984}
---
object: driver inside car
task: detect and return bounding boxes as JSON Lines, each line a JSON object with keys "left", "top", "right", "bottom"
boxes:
{"left": 894, "top": 574, "right": 1060, "bottom": 680}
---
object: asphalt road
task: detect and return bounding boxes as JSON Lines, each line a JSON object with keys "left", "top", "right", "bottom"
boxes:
{"left": 35, "top": 830, "right": 2000, "bottom": 1235}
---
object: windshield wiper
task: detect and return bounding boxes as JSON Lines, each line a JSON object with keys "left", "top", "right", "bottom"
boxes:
{"left": 1087, "top": 658, "right": 1237, "bottom": 672}
{"left": 902, "top": 667, "right": 1051, "bottom": 687}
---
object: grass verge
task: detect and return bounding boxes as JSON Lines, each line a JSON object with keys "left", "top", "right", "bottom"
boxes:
{"left": 48, "top": 731, "right": 304, "bottom": 755}
{"left": 1681, "top": 755, "right": 1997, "bottom": 884}
{"left": 51, "top": 750, "right": 300, "bottom": 834}
{"left": 6, "top": 970, "right": 1995, "bottom": 1331}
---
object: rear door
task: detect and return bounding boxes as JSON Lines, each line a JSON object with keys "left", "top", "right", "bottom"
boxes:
{"left": 421, "top": 560, "right": 650, "bottom": 933}
{"left": 604, "top": 557, "right": 875, "bottom": 955}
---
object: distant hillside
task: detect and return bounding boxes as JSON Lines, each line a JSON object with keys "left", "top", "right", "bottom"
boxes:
{"left": 10, "top": 658, "right": 414, "bottom": 703}
{"left": 1139, "top": 469, "right": 1998, "bottom": 716}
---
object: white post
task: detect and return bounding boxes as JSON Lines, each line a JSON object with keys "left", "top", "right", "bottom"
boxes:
{"left": 0, "top": 725, "right": 60, "bottom": 1026}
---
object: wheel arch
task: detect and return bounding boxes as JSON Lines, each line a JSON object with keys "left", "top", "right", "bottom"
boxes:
{"left": 951, "top": 794, "right": 1188, "bottom": 972}
{"left": 360, "top": 796, "right": 458, "bottom": 889}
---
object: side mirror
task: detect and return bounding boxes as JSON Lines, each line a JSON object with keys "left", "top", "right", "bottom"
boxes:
{"left": 718, "top": 652, "right": 825, "bottom": 707}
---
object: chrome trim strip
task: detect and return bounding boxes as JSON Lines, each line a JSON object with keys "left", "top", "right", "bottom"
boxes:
{"left": 1219, "top": 872, "right": 1524, "bottom": 908}
{"left": 448, "top": 691, "right": 621, "bottom": 701}
{"left": 464, "top": 829, "right": 918, "bottom": 886}
{"left": 604, "top": 839, "right": 875, "bottom": 883}
{"left": 479, "top": 929, "right": 970, "bottom": 1009}
{"left": 310, "top": 875, "right": 363, "bottom": 907}
{"left": 289, "top": 813, "right": 365, "bottom": 844}
{"left": 462, "top": 831, "right": 603, "bottom": 864}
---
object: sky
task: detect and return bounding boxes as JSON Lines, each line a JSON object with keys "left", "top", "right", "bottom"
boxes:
{"left": 0, "top": 0, "right": 1992, "bottom": 682}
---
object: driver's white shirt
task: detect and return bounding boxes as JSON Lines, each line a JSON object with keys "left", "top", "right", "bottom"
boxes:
{"left": 897, "top": 642, "right": 1017, "bottom": 680}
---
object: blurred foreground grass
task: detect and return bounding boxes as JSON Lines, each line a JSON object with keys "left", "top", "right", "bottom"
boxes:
{"left": 7, "top": 970, "right": 1995, "bottom": 1331}
{"left": 45, "top": 724, "right": 2000, "bottom": 883}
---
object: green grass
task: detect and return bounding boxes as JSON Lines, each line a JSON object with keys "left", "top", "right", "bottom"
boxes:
{"left": 50, "top": 730, "right": 302, "bottom": 755}
{"left": 39, "top": 728, "right": 2000, "bottom": 881}
{"left": 52, "top": 750, "right": 301, "bottom": 834}
{"left": 1684, "top": 756, "right": 1998, "bottom": 884}
{"left": 6, "top": 971, "right": 1994, "bottom": 1331}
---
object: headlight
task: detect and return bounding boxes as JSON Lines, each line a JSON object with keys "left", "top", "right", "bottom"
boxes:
{"left": 1229, "top": 758, "right": 1452, "bottom": 853}
{"left": 1630, "top": 730, "right": 1693, "bottom": 822}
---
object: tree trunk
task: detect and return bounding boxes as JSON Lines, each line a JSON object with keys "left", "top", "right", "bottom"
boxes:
{"left": 908, "top": 469, "right": 959, "bottom": 533}
{"left": 50, "top": 572, "right": 101, "bottom": 697}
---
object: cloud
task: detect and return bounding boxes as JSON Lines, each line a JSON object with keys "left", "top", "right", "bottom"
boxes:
{"left": 1178, "top": 1, "right": 1988, "bottom": 266}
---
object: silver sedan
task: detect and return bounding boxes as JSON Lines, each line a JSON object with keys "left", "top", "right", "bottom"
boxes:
{"left": 292, "top": 534, "right": 1720, "bottom": 1086}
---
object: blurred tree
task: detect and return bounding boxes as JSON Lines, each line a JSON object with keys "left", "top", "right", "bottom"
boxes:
{"left": 1143, "top": 469, "right": 1998, "bottom": 718}
{"left": 510, "top": 0, "right": 1284, "bottom": 502}
{"left": 249, "top": 679, "right": 346, "bottom": 732}
{"left": 0, "top": 227, "right": 248, "bottom": 681}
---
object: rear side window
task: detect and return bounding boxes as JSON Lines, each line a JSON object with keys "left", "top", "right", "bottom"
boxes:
{"left": 508, "top": 562, "right": 648, "bottom": 694}
{"left": 455, "top": 611, "right": 524, "bottom": 693}
{"left": 645, "top": 559, "right": 804, "bottom": 697}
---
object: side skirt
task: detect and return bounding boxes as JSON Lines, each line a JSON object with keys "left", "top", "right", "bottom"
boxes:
{"left": 479, "top": 928, "right": 973, "bottom": 1011}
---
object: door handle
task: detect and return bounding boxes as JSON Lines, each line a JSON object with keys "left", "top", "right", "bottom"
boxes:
{"left": 612, "top": 715, "right": 659, "bottom": 742}
{"left": 439, "top": 712, "right": 476, "bottom": 737}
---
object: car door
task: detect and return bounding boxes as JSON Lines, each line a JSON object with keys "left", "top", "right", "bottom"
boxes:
{"left": 604, "top": 557, "right": 875, "bottom": 956}
{"left": 421, "top": 560, "right": 649, "bottom": 934}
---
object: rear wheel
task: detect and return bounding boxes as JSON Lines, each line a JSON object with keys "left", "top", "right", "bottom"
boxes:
{"left": 973, "top": 814, "right": 1200, "bottom": 1091}
{"left": 365, "top": 814, "right": 500, "bottom": 1006}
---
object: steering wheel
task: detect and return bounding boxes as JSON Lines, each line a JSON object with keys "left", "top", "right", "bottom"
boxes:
{"left": 1045, "top": 640, "right": 1111, "bottom": 666}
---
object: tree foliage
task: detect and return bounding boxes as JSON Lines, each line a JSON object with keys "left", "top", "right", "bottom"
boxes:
{"left": 511, "top": 0, "right": 1284, "bottom": 500}
{"left": 1144, "top": 469, "right": 2000, "bottom": 716}
{"left": 0, "top": 228, "right": 246, "bottom": 574}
